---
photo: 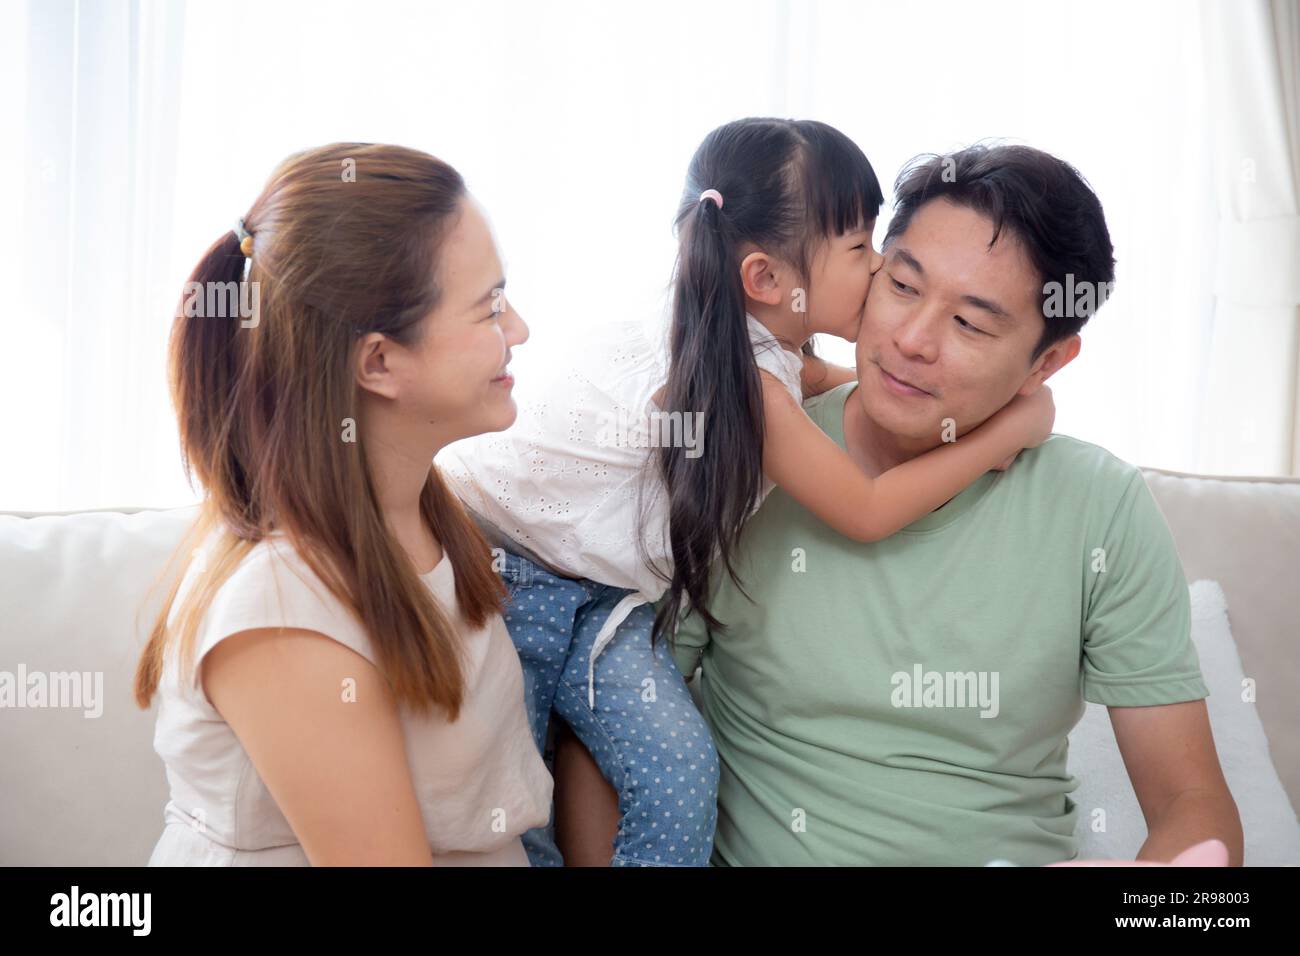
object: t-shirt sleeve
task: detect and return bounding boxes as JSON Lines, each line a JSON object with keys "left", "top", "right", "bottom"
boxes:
{"left": 1081, "top": 470, "right": 1208, "bottom": 706}
{"left": 185, "top": 542, "right": 374, "bottom": 696}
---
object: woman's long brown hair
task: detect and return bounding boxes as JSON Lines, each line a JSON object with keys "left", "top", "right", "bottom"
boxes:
{"left": 134, "top": 143, "right": 506, "bottom": 720}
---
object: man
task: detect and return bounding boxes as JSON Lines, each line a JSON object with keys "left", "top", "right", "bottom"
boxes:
{"left": 673, "top": 144, "right": 1243, "bottom": 866}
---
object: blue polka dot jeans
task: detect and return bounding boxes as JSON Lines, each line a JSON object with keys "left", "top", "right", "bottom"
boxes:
{"left": 497, "top": 546, "right": 719, "bottom": 867}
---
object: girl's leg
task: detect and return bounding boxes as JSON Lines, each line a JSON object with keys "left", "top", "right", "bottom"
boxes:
{"left": 552, "top": 720, "right": 620, "bottom": 865}
{"left": 552, "top": 594, "right": 719, "bottom": 867}
{"left": 496, "top": 549, "right": 591, "bottom": 867}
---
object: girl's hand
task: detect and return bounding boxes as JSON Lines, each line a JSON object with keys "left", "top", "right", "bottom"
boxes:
{"left": 990, "top": 384, "right": 1055, "bottom": 452}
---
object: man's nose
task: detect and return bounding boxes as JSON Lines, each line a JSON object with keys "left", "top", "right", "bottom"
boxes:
{"left": 893, "top": 308, "right": 941, "bottom": 363}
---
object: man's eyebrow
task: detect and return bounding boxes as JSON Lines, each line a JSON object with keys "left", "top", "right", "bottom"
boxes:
{"left": 891, "top": 247, "right": 925, "bottom": 276}
{"left": 473, "top": 279, "right": 506, "bottom": 307}
{"left": 961, "top": 292, "right": 1012, "bottom": 322}
{"left": 891, "top": 246, "right": 1013, "bottom": 322}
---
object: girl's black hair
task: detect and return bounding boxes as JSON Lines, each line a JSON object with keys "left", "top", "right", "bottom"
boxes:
{"left": 648, "top": 117, "right": 884, "bottom": 647}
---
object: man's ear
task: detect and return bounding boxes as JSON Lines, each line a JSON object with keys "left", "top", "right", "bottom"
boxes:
{"left": 739, "top": 250, "right": 784, "bottom": 306}
{"left": 354, "top": 332, "right": 400, "bottom": 400}
{"left": 1018, "top": 334, "right": 1081, "bottom": 395}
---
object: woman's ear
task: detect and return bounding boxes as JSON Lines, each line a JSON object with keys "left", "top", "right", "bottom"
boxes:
{"left": 354, "top": 333, "right": 400, "bottom": 400}
{"left": 739, "top": 250, "right": 785, "bottom": 306}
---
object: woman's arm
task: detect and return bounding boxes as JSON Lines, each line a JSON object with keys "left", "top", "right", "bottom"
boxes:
{"left": 202, "top": 627, "right": 434, "bottom": 866}
{"left": 800, "top": 351, "right": 858, "bottom": 399}
{"left": 761, "top": 372, "right": 1054, "bottom": 542}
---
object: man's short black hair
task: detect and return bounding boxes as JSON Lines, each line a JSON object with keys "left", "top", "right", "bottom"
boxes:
{"left": 883, "top": 143, "right": 1116, "bottom": 359}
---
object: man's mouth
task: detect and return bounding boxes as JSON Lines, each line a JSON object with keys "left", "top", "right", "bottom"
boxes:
{"left": 875, "top": 361, "right": 932, "bottom": 398}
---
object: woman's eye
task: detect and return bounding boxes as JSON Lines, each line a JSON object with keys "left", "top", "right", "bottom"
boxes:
{"left": 852, "top": 243, "right": 867, "bottom": 250}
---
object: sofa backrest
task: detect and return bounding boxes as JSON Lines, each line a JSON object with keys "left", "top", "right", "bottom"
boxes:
{"left": 1, "top": 465, "right": 1296, "bottom": 864}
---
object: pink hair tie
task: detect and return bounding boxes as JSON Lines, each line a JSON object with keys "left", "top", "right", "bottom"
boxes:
{"left": 698, "top": 188, "right": 724, "bottom": 209}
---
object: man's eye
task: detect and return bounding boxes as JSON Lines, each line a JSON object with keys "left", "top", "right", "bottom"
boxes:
{"left": 890, "top": 276, "right": 915, "bottom": 294}
{"left": 954, "top": 315, "right": 987, "bottom": 335}
{"left": 852, "top": 243, "right": 867, "bottom": 250}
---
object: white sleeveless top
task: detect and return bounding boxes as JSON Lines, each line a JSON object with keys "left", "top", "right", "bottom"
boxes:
{"left": 148, "top": 529, "right": 552, "bottom": 866}
{"left": 438, "top": 313, "right": 804, "bottom": 704}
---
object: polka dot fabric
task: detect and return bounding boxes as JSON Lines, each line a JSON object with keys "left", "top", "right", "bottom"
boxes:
{"left": 498, "top": 547, "right": 719, "bottom": 867}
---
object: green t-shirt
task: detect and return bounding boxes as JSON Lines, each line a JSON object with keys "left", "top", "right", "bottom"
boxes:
{"left": 672, "top": 382, "right": 1207, "bottom": 866}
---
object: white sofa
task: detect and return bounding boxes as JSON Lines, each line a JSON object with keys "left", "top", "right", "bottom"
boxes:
{"left": 2, "top": 467, "right": 1298, "bottom": 865}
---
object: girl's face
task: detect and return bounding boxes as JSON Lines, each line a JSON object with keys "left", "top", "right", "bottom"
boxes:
{"left": 358, "top": 197, "right": 529, "bottom": 449}
{"left": 800, "top": 218, "right": 884, "bottom": 343}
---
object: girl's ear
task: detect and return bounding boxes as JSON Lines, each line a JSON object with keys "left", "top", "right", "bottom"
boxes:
{"left": 739, "top": 250, "right": 785, "bottom": 306}
{"left": 355, "top": 333, "right": 401, "bottom": 400}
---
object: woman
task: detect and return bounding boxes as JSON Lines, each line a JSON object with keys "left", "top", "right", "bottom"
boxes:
{"left": 135, "top": 142, "right": 547, "bottom": 865}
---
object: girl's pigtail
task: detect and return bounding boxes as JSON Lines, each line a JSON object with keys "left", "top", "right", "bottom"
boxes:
{"left": 652, "top": 196, "right": 764, "bottom": 646}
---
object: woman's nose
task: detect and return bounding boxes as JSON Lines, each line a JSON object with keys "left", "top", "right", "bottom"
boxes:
{"left": 508, "top": 308, "right": 529, "bottom": 347}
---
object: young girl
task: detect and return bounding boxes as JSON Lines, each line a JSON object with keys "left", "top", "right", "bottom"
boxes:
{"left": 439, "top": 118, "right": 1054, "bottom": 866}
{"left": 136, "top": 143, "right": 549, "bottom": 865}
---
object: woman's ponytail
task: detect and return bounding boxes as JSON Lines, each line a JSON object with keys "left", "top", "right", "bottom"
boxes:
{"left": 168, "top": 227, "right": 258, "bottom": 532}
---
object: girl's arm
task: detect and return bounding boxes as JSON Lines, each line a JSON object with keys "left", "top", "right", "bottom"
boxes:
{"left": 203, "top": 627, "right": 435, "bottom": 865}
{"left": 800, "top": 351, "right": 858, "bottom": 399}
{"left": 760, "top": 373, "right": 1054, "bottom": 543}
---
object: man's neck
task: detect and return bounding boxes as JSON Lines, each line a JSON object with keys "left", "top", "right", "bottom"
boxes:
{"left": 841, "top": 383, "right": 945, "bottom": 477}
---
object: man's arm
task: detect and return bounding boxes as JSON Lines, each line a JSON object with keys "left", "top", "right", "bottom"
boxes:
{"left": 1109, "top": 699, "right": 1243, "bottom": 864}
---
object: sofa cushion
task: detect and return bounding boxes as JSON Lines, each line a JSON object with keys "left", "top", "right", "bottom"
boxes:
{"left": 1140, "top": 468, "right": 1300, "bottom": 809}
{"left": 1071, "top": 579, "right": 1300, "bottom": 864}
{"left": 0, "top": 506, "right": 195, "bottom": 865}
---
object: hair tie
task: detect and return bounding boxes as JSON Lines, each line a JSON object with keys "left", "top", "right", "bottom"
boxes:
{"left": 698, "top": 188, "right": 724, "bottom": 209}
{"left": 233, "top": 219, "right": 253, "bottom": 257}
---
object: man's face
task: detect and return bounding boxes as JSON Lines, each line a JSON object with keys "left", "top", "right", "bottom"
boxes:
{"left": 855, "top": 198, "right": 1074, "bottom": 444}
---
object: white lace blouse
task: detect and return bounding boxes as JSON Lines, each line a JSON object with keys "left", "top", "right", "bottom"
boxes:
{"left": 438, "top": 314, "right": 804, "bottom": 704}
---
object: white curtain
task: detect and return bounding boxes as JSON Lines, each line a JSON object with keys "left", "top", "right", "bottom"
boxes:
{"left": 3, "top": 0, "right": 1297, "bottom": 512}
{"left": 1200, "top": 0, "right": 1300, "bottom": 475}
{"left": 1, "top": 0, "right": 186, "bottom": 512}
